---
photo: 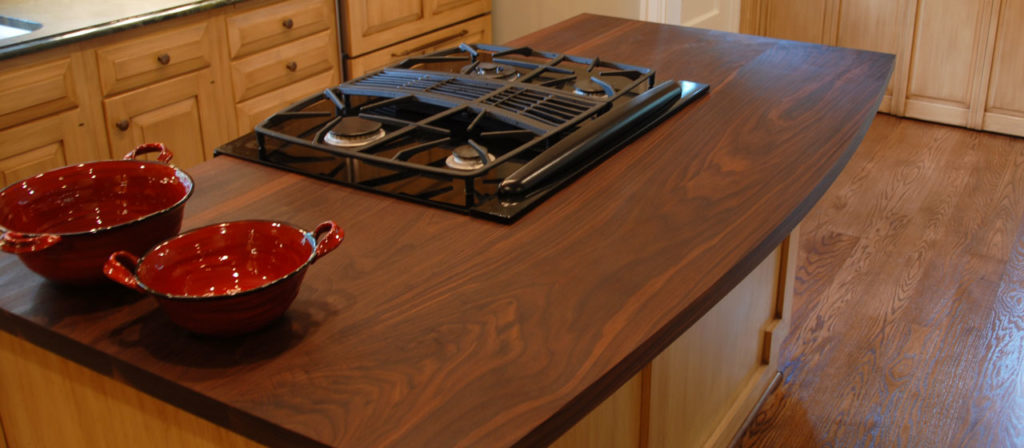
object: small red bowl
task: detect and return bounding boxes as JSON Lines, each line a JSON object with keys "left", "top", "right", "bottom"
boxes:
{"left": 0, "top": 143, "right": 193, "bottom": 285}
{"left": 104, "top": 220, "right": 343, "bottom": 336}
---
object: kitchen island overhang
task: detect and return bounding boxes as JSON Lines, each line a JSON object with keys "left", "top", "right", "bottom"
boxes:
{"left": 0, "top": 14, "right": 894, "bottom": 448}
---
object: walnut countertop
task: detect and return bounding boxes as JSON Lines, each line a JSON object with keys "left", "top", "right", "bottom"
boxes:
{"left": 0, "top": 14, "right": 894, "bottom": 448}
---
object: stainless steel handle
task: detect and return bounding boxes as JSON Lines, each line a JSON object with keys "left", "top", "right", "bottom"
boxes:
{"left": 390, "top": 30, "right": 469, "bottom": 58}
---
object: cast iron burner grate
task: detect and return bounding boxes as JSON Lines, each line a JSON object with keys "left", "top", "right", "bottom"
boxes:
{"left": 215, "top": 43, "right": 709, "bottom": 223}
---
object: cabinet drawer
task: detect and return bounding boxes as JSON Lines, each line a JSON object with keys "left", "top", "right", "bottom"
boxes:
{"left": 345, "top": 15, "right": 491, "bottom": 79}
{"left": 235, "top": 69, "right": 337, "bottom": 134}
{"left": 0, "top": 57, "right": 79, "bottom": 130}
{"left": 344, "top": 0, "right": 490, "bottom": 57}
{"left": 96, "top": 21, "right": 214, "bottom": 97}
{"left": 227, "top": 0, "right": 332, "bottom": 59}
{"left": 231, "top": 31, "right": 334, "bottom": 102}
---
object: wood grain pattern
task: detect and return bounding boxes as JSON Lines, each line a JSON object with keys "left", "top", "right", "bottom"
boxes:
{"left": 0, "top": 15, "right": 892, "bottom": 448}
{"left": 739, "top": 114, "right": 1024, "bottom": 447}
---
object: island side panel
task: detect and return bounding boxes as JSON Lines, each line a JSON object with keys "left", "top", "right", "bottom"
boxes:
{"left": 550, "top": 229, "right": 797, "bottom": 448}
{"left": 0, "top": 331, "right": 264, "bottom": 448}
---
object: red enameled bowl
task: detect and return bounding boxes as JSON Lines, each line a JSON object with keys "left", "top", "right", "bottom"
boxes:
{"left": 104, "top": 220, "right": 344, "bottom": 336}
{"left": 0, "top": 143, "right": 193, "bottom": 285}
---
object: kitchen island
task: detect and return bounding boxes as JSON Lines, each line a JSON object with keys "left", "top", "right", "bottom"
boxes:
{"left": 0, "top": 15, "right": 893, "bottom": 448}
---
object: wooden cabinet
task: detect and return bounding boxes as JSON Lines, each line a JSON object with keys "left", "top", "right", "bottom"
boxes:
{"left": 980, "top": 0, "right": 1024, "bottom": 136}
{"left": 745, "top": 0, "right": 1024, "bottom": 137}
{"left": 103, "top": 69, "right": 228, "bottom": 169}
{"left": 228, "top": 0, "right": 341, "bottom": 135}
{"left": 342, "top": 0, "right": 491, "bottom": 57}
{"left": 94, "top": 15, "right": 234, "bottom": 169}
{"left": 551, "top": 230, "right": 798, "bottom": 448}
{"left": 0, "top": 47, "right": 108, "bottom": 185}
{"left": 340, "top": 0, "right": 492, "bottom": 80}
{"left": 346, "top": 14, "right": 492, "bottom": 78}
{"left": 0, "top": 0, "right": 341, "bottom": 184}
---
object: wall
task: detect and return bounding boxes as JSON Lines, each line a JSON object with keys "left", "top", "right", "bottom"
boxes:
{"left": 491, "top": 0, "right": 641, "bottom": 43}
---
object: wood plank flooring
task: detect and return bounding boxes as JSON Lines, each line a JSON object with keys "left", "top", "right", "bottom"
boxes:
{"left": 738, "top": 114, "right": 1024, "bottom": 447}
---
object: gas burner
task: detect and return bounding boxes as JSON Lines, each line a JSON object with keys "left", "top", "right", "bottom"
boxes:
{"left": 445, "top": 144, "right": 495, "bottom": 170}
{"left": 464, "top": 61, "right": 519, "bottom": 80}
{"left": 324, "top": 117, "right": 386, "bottom": 148}
{"left": 573, "top": 78, "right": 609, "bottom": 98}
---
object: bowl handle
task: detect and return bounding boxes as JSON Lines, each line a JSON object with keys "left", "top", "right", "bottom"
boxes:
{"left": 104, "top": 251, "right": 145, "bottom": 292}
{"left": 311, "top": 221, "right": 344, "bottom": 262}
{"left": 0, "top": 231, "right": 60, "bottom": 254}
{"left": 123, "top": 143, "right": 173, "bottom": 163}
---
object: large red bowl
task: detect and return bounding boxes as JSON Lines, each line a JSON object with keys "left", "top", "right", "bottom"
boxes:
{"left": 0, "top": 143, "right": 193, "bottom": 285}
{"left": 104, "top": 220, "right": 343, "bottom": 336}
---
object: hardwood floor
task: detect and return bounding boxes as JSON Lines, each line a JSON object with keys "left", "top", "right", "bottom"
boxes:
{"left": 738, "top": 114, "right": 1024, "bottom": 447}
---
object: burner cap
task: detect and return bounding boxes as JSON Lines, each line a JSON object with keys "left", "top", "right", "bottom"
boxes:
{"left": 462, "top": 62, "right": 519, "bottom": 80}
{"left": 324, "top": 117, "right": 385, "bottom": 148}
{"left": 446, "top": 144, "right": 495, "bottom": 171}
{"left": 573, "top": 78, "right": 608, "bottom": 97}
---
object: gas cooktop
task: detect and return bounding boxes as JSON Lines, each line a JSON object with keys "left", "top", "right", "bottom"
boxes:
{"left": 215, "top": 43, "right": 708, "bottom": 223}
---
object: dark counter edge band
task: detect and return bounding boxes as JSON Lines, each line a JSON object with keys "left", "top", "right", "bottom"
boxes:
{"left": 0, "top": 0, "right": 248, "bottom": 61}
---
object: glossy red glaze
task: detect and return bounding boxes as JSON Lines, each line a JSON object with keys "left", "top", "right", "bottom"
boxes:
{"left": 0, "top": 144, "right": 193, "bottom": 284}
{"left": 104, "top": 220, "right": 344, "bottom": 336}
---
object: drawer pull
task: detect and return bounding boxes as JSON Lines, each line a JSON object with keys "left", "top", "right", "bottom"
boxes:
{"left": 156, "top": 53, "right": 171, "bottom": 65}
{"left": 390, "top": 29, "right": 470, "bottom": 58}
{"left": 286, "top": 61, "right": 298, "bottom": 72}
{"left": 282, "top": 18, "right": 294, "bottom": 29}
{"left": 115, "top": 120, "right": 130, "bottom": 131}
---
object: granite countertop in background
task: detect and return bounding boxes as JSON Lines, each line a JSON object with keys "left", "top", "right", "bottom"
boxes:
{"left": 0, "top": 0, "right": 245, "bottom": 60}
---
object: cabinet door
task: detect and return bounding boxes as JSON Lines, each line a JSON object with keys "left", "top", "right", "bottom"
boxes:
{"left": 343, "top": 0, "right": 491, "bottom": 57}
{"left": 103, "top": 69, "right": 230, "bottom": 169}
{"left": 981, "top": 0, "right": 1024, "bottom": 136}
{"left": 0, "top": 111, "right": 94, "bottom": 186}
{"left": 903, "top": 0, "right": 998, "bottom": 127}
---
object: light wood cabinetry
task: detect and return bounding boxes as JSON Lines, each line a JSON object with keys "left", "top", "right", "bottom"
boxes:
{"left": 0, "top": 0, "right": 340, "bottom": 185}
{"left": 342, "top": 0, "right": 491, "bottom": 57}
{"left": 981, "top": 0, "right": 1024, "bottom": 136}
{"left": 227, "top": 0, "right": 340, "bottom": 135}
{"left": 103, "top": 69, "right": 227, "bottom": 169}
{"left": 346, "top": 14, "right": 492, "bottom": 78}
{"left": 552, "top": 230, "right": 797, "bottom": 448}
{"left": 745, "top": 0, "right": 1024, "bottom": 137}
{"left": 0, "top": 47, "right": 108, "bottom": 185}
{"left": 341, "top": 0, "right": 492, "bottom": 79}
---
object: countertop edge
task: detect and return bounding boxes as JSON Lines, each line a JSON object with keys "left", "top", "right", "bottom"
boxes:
{"left": 0, "top": 0, "right": 246, "bottom": 61}
{"left": 512, "top": 48, "right": 896, "bottom": 447}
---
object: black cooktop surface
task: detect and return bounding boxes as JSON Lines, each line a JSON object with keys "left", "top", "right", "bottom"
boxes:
{"left": 215, "top": 43, "right": 708, "bottom": 223}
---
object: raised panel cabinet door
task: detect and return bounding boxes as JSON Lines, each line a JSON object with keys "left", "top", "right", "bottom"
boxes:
{"left": 103, "top": 70, "right": 227, "bottom": 169}
{"left": 226, "top": 0, "right": 332, "bottom": 59}
{"left": 761, "top": 0, "right": 830, "bottom": 44}
{"left": 834, "top": 0, "right": 909, "bottom": 114}
{"left": 235, "top": 70, "right": 337, "bottom": 135}
{"left": 904, "top": 0, "right": 996, "bottom": 126}
{"left": 0, "top": 111, "right": 92, "bottom": 186}
{"left": 982, "top": 0, "right": 1024, "bottom": 136}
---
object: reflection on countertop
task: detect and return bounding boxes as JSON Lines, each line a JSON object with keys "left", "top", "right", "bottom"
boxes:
{"left": 0, "top": 0, "right": 245, "bottom": 60}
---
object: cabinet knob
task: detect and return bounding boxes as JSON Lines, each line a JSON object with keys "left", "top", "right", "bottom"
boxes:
{"left": 282, "top": 18, "right": 294, "bottom": 29}
{"left": 115, "top": 120, "right": 130, "bottom": 131}
{"left": 286, "top": 61, "right": 298, "bottom": 72}
{"left": 156, "top": 53, "right": 171, "bottom": 65}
